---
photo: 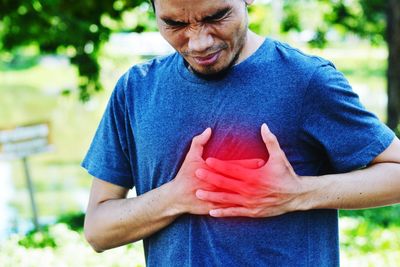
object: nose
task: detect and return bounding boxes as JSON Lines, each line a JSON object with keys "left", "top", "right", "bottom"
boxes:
{"left": 187, "top": 26, "right": 214, "bottom": 53}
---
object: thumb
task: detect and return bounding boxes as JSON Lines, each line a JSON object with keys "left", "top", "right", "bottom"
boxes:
{"left": 187, "top": 128, "right": 212, "bottom": 160}
{"left": 261, "top": 123, "right": 281, "bottom": 159}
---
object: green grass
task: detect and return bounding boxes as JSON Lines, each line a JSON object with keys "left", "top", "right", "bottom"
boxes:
{"left": 0, "top": 218, "right": 398, "bottom": 266}
{"left": 340, "top": 217, "right": 400, "bottom": 266}
{"left": 0, "top": 224, "right": 146, "bottom": 267}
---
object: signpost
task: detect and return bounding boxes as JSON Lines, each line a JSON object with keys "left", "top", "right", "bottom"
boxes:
{"left": 0, "top": 122, "right": 52, "bottom": 231}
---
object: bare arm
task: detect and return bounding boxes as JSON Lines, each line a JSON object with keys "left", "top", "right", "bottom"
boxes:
{"left": 84, "top": 178, "right": 183, "bottom": 252}
{"left": 300, "top": 137, "right": 400, "bottom": 210}
{"left": 84, "top": 128, "right": 265, "bottom": 252}
{"left": 84, "top": 128, "right": 214, "bottom": 252}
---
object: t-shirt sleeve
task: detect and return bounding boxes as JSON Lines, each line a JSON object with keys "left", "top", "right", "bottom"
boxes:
{"left": 81, "top": 75, "right": 134, "bottom": 189}
{"left": 300, "top": 63, "right": 395, "bottom": 173}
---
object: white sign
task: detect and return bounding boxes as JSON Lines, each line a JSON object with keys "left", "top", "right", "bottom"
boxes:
{"left": 0, "top": 123, "right": 52, "bottom": 159}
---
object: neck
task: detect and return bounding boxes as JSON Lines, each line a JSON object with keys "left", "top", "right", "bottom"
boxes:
{"left": 236, "top": 31, "right": 265, "bottom": 65}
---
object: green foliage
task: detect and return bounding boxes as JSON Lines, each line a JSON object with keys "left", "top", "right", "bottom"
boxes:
{"left": 0, "top": 0, "right": 392, "bottom": 101}
{"left": 18, "top": 225, "right": 57, "bottom": 249}
{"left": 279, "top": 0, "right": 387, "bottom": 47}
{"left": 395, "top": 125, "right": 400, "bottom": 137}
{"left": 281, "top": 2, "right": 301, "bottom": 33}
{"left": 321, "top": 0, "right": 387, "bottom": 45}
{"left": 340, "top": 217, "right": 400, "bottom": 266}
{"left": 56, "top": 212, "right": 85, "bottom": 232}
{"left": 1, "top": 224, "right": 146, "bottom": 267}
{"left": 3, "top": 216, "right": 399, "bottom": 266}
{"left": 17, "top": 212, "right": 84, "bottom": 248}
{"left": 279, "top": 0, "right": 400, "bottom": 129}
{"left": 248, "top": 4, "right": 274, "bottom": 36}
{"left": 340, "top": 206, "right": 400, "bottom": 227}
{"left": 0, "top": 0, "right": 153, "bottom": 101}
{"left": 0, "top": 51, "right": 40, "bottom": 71}
{"left": 308, "top": 28, "right": 328, "bottom": 49}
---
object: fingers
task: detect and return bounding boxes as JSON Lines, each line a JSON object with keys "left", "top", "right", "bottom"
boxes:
{"left": 187, "top": 128, "right": 212, "bottom": 160}
{"left": 261, "top": 123, "right": 282, "bottom": 159}
{"left": 195, "top": 168, "right": 249, "bottom": 195}
{"left": 205, "top": 158, "right": 258, "bottom": 181}
{"left": 209, "top": 207, "right": 283, "bottom": 218}
{"left": 209, "top": 207, "right": 255, "bottom": 217}
{"left": 198, "top": 181, "right": 218, "bottom": 191}
{"left": 196, "top": 190, "right": 247, "bottom": 206}
{"left": 225, "top": 158, "right": 265, "bottom": 169}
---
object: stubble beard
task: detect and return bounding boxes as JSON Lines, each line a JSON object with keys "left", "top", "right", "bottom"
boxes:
{"left": 185, "top": 27, "right": 248, "bottom": 78}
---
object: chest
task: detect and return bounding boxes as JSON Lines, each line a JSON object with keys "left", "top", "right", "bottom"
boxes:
{"left": 128, "top": 78, "right": 303, "bottom": 190}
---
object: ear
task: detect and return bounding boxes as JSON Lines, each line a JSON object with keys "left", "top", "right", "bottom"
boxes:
{"left": 244, "top": 0, "right": 255, "bottom": 6}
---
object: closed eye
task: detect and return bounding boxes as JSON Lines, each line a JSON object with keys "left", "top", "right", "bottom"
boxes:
{"left": 163, "top": 19, "right": 188, "bottom": 28}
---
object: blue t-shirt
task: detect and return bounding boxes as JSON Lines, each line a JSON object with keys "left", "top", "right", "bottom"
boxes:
{"left": 82, "top": 38, "right": 394, "bottom": 266}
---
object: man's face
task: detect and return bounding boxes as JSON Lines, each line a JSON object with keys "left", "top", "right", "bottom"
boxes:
{"left": 154, "top": 0, "right": 251, "bottom": 75}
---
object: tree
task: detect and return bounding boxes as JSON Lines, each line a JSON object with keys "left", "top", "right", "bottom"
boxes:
{"left": 387, "top": 0, "right": 400, "bottom": 131}
{"left": 0, "top": 0, "right": 153, "bottom": 101}
{"left": 1, "top": 1, "right": 399, "bottom": 130}
{"left": 280, "top": 0, "right": 400, "bottom": 130}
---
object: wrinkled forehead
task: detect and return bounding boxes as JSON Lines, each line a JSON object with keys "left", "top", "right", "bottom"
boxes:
{"left": 154, "top": 0, "right": 234, "bottom": 21}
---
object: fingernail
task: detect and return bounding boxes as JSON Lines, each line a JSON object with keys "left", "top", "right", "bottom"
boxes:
{"left": 203, "top": 127, "right": 211, "bottom": 135}
{"left": 210, "top": 210, "right": 219, "bottom": 217}
{"left": 205, "top": 158, "right": 214, "bottom": 165}
{"left": 258, "top": 160, "right": 265, "bottom": 167}
{"left": 196, "top": 190, "right": 205, "bottom": 198}
{"left": 262, "top": 123, "right": 270, "bottom": 132}
{"left": 195, "top": 169, "right": 206, "bottom": 178}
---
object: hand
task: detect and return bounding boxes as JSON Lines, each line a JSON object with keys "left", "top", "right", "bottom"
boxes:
{"left": 194, "top": 123, "right": 305, "bottom": 218}
{"left": 171, "top": 128, "right": 266, "bottom": 216}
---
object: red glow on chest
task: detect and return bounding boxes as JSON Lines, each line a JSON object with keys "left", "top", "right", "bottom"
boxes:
{"left": 202, "top": 129, "right": 269, "bottom": 162}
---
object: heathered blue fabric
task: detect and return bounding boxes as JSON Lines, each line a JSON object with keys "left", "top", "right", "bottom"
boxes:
{"left": 82, "top": 38, "right": 395, "bottom": 266}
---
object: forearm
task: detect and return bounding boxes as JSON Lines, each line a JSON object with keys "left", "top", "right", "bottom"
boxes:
{"left": 300, "top": 163, "right": 400, "bottom": 210}
{"left": 84, "top": 181, "right": 182, "bottom": 252}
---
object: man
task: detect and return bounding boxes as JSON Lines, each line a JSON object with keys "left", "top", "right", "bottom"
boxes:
{"left": 82, "top": 0, "right": 400, "bottom": 266}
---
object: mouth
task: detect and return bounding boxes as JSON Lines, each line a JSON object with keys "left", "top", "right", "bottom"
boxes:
{"left": 193, "top": 51, "right": 221, "bottom": 66}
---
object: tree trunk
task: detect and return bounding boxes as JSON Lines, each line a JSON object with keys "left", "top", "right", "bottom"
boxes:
{"left": 387, "top": 0, "right": 400, "bottom": 131}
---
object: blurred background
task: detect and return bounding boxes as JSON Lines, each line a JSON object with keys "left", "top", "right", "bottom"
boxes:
{"left": 0, "top": 0, "right": 399, "bottom": 266}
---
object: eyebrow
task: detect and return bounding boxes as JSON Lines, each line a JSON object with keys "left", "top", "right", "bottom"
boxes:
{"left": 203, "top": 7, "right": 232, "bottom": 21}
{"left": 161, "top": 7, "right": 232, "bottom": 25}
{"left": 162, "top": 18, "right": 187, "bottom": 26}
